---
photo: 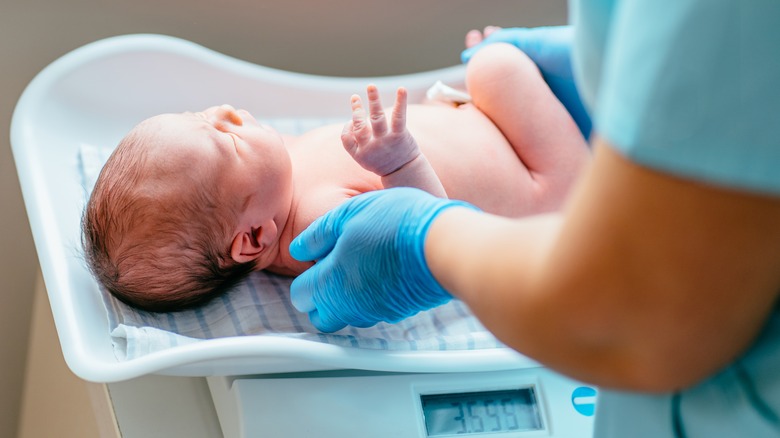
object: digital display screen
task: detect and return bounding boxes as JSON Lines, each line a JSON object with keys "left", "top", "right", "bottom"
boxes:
{"left": 421, "top": 388, "right": 542, "bottom": 436}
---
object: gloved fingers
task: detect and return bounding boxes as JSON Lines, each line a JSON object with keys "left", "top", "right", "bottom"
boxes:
{"left": 309, "top": 309, "right": 348, "bottom": 333}
{"left": 350, "top": 94, "right": 373, "bottom": 145}
{"left": 290, "top": 240, "right": 363, "bottom": 333}
{"left": 289, "top": 212, "right": 341, "bottom": 262}
{"left": 523, "top": 26, "right": 574, "bottom": 78}
{"left": 289, "top": 267, "right": 317, "bottom": 313}
{"left": 365, "top": 84, "right": 388, "bottom": 137}
{"left": 291, "top": 267, "right": 350, "bottom": 333}
{"left": 483, "top": 25, "right": 501, "bottom": 38}
{"left": 390, "top": 87, "right": 408, "bottom": 134}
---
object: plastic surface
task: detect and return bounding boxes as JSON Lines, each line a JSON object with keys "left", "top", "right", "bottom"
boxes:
{"left": 11, "top": 34, "right": 535, "bottom": 382}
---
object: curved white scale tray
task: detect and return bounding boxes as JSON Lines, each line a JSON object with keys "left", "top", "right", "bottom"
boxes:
{"left": 11, "top": 34, "right": 535, "bottom": 382}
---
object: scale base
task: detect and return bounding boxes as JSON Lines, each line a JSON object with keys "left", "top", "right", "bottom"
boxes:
{"left": 207, "top": 368, "right": 596, "bottom": 438}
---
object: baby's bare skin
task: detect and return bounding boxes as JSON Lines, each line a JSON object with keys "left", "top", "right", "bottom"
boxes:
{"left": 268, "top": 44, "right": 589, "bottom": 275}
{"left": 85, "top": 43, "right": 589, "bottom": 312}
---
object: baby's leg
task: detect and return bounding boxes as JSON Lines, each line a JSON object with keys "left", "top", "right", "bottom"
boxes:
{"left": 466, "top": 43, "right": 590, "bottom": 206}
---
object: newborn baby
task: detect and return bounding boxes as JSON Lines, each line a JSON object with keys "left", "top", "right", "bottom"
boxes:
{"left": 82, "top": 43, "right": 589, "bottom": 312}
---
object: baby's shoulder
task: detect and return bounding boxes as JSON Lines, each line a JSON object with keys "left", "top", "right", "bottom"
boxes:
{"left": 292, "top": 184, "right": 367, "bottom": 234}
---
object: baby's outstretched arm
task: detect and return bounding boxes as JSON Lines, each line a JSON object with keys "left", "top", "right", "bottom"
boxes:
{"left": 342, "top": 85, "right": 447, "bottom": 198}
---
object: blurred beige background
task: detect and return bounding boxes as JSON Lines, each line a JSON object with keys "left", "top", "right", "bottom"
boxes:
{"left": 0, "top": 1, "right": 567, "bottom": 436}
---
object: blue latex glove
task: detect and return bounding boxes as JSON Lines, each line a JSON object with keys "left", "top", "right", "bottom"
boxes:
{"left": 461, "top": 26, "right": 592, "bottom": 139}
{"left": 289, "top": 187, "right": 479, "bottom": 333}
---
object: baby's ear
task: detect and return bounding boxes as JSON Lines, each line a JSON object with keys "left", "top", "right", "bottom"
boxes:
{"left": 229, "top": 220, "right": 279, "bottom": 264}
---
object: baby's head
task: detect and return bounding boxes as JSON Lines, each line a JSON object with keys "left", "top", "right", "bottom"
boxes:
{"left": 82, "top": 105, "right": 293, "bottom": 312}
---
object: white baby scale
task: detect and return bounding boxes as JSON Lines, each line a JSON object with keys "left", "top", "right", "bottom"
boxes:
{"left": 11, "top": 34, "right": 596, "bottom": 437}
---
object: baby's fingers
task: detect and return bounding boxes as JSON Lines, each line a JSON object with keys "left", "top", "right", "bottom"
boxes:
{"left": 350, "top": 94, "right": 373, "bottom": 145}
{"left": 366, "top": 84, "right": 387, "bottom": 137}
{"left": 391, "top": 87, "right": 409, "bottom": 133}
{"left": 341, "top": 122, "right": 358, "bottom": 156}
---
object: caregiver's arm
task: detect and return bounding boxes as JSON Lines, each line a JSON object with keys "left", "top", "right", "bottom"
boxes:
{"left": 342, "top": 85, "right": 447, "bottom": 197}
{"left": 427, "top": 136, "right": 780, "bottom": 392}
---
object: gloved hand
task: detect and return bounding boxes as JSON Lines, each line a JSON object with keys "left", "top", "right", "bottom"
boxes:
{"left": 461, "top": 25, "right": 592, "bottom": 139}
{"left": 289, "top": 187, "right": 479, "bottom": 333}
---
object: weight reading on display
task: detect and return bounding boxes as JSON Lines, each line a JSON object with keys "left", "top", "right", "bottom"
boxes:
{"left": 421, "top": 388, "right": 543, "bottom": 436}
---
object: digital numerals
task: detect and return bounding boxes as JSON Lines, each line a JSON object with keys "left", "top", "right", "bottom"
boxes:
{"left": 421, "top": 388, "right": 542, "bottom": 436}
{"left": 450, "top": 398, "right": 521, "bottom": 433}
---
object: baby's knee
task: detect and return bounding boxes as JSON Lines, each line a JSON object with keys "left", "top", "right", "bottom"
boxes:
{"left": 466, "top": 43, "right": 540, "bottom": 87}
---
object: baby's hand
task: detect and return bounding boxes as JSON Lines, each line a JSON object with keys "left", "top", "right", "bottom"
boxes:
{"left": 341, "top": 85, "right": 420, "bottom": 177}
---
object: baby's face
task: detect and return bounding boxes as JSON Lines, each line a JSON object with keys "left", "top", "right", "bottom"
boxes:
{"left": 141, "top": 105, "right": 293, "bottom": 228}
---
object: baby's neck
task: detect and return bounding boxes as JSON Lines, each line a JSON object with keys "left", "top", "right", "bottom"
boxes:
{"left": 258, "top": 185, "right": 313, "bottom": 277}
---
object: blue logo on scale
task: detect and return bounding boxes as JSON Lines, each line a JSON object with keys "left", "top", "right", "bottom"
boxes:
{"left": 571, "top": 386, "right": 597, "bottom": 417}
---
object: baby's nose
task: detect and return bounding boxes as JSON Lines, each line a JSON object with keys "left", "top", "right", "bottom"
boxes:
{"left": 208, "top": 104, "right": 243, "bottom": 126}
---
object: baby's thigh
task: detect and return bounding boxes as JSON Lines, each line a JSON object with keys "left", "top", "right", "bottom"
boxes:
{"left": 463, "top": 43, "right": 588, "bottom": 194}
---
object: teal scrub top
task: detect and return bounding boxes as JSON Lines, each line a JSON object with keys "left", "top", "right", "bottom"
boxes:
{"left": 573, "top": 0, "right": 780, "bottom": 195}
{"left": 570, "top": 0, "right": 780, "bottom": 436}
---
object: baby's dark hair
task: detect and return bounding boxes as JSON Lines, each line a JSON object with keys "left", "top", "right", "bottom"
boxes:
{"left": 82, "top": 123, "right": 256, "bottom": 312}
